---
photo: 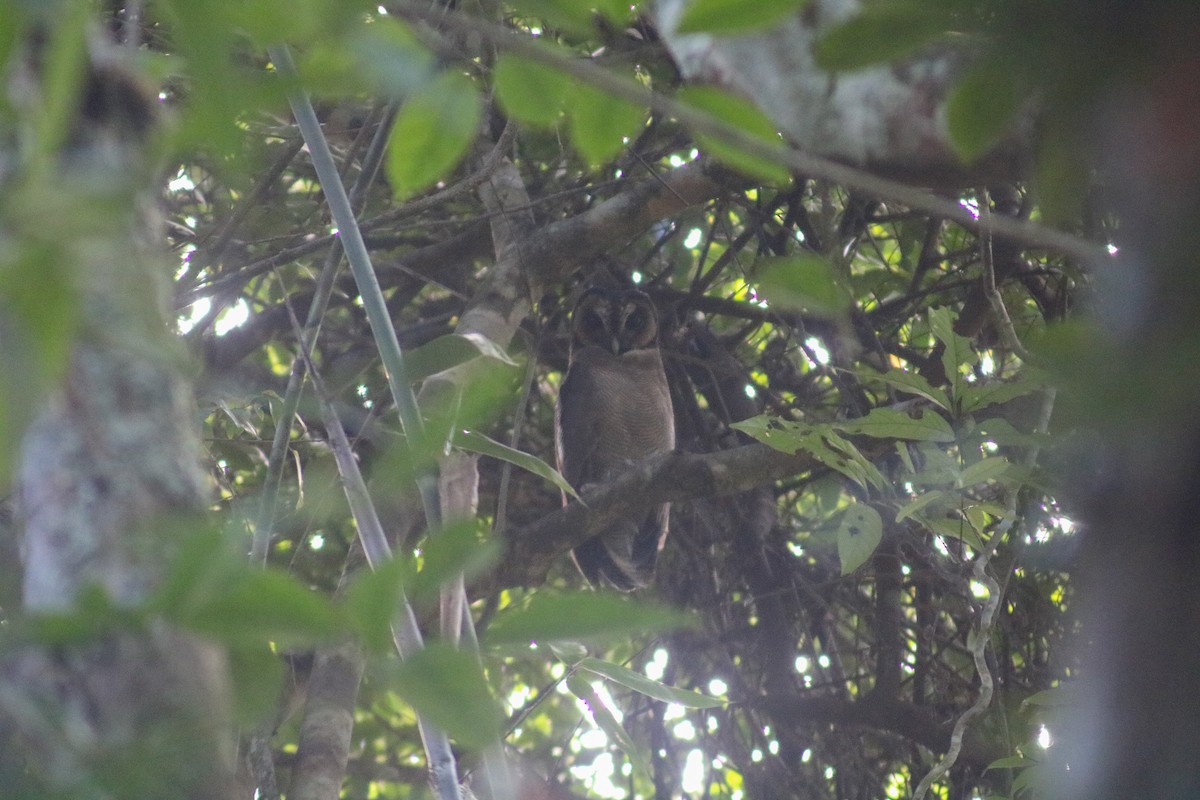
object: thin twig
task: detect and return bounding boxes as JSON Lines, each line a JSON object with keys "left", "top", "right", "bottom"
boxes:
{"left": 979, "top": 188, "right": 1033, "bottom": 361}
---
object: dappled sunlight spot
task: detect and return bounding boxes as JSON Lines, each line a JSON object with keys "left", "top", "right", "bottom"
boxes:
{"left": 1050, "top": 515, "right": 1077, "bottom": 534}
{"left": 178, "top": 297, "right": 210, "bottom": 335}
{"left": 970, "top": 580, "right": 990, "bottom": 599}
{"left": 175, "top": 244, "right": 196, "bottom": 278}
{"left": 578, "top": 728, "right": 608, "bottom": 750}
{"left": 168, "top": 169, "right": 195, "bottom": 192}
{"left": 795, "top": 655, "right": 810, "bottom": 674}
{"left": 885, "top": 770, "right": 909, "bottom": 799}
{"left": 683, "top": 227, "right": 703, "bottom": 249}
{"left": 960, "top": 197, "right": 980, "bottom": 219}
{"left": 708, "top": 678, "right": 727, "bottom": 697}
{"left": 214, "top": 298, "right": 250, "bottom": 336}
{"left": 817, "top": 654, "right": 830, "bottom": 669}
{"left": 681, "top": 749, "right": 706, "bottom": 795}
{"left": 673, "top": 719, "right": 696, "bottom": 740}
{"left": 802, "top": 748, "right": 812, "bottom": 763}
{"left": 631, "top": 270, "right": 643, "bottom": 284}
{"left": 591, "top": 682, "right": 624, "bottom": 724}
{"left": 645, "top": 648, "right": 668, "bottom": 681}
{"left": 804, "top": 336, "right": 830, "bottom": 365}
{"left": 569, "top": 751, "right": 622, "bottom": 798}
{"left": 1038, "top": 724, "right": 1053, "bottom": 749}
{"left": 309, "top": 533, "right": 324, "bottom": 551}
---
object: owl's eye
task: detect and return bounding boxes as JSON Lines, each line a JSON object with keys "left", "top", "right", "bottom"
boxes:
{"left": 626, "top": 310, "right": 647, "bottom": 330}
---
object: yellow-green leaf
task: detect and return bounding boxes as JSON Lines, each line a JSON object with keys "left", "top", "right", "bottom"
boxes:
{"left": 493, "top": 53, "right": 571, "bottom": 128}
{"left": 677, "top": 86, "right": 789, "bottom": 184}
{"left": 835, "top": 406, "right": 955, "bottom": 443}
{"left": 676, "top": 0, "right": 810, "bottom": 35}
{"left": 568, "top": 82, "right": 646, "bottom": 167}
{"left": 386, "top": 70, "right": 481, "bottom": 200}
{"left": 836, "top": 504, "right": 883, "bottom": 575}
{"left": 486, "top": 592, "right": 693, "bottom": 645}
{"left": 754, "top": 254, "right": 844, "bottom": 315}
{"left": 815, "top": 2, "right": 949, "bottom": 72}
{"left": 947, "top": 58, "right": 1025, "bottom": 163}
{"left": 391, "top": 644, "right": 504, "bottom": 749}
{"left": 579, "top": 657, "right": 724, "bottom": 708}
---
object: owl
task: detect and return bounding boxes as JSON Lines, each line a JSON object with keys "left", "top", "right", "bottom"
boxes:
{"left": 555, "top": 287, "right": 675, "bottom": 590}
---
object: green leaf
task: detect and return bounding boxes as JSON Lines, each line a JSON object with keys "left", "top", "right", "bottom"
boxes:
{"left": 815, "top": 2, "right": 949, "bottom": 72}
{"left": 454, "top": 429, "right": 578, "bottom": 499}
{"left": 729, "top": 415, "right": 806, "bottom": 453}
{"left": 836, "top": 503, "right": 883, "bottom": 575}
{"left": 835, "top": 406, "right": 955, "bottom": 443}
{"left": 404, "top": 332, "right": 518, "bottom": 383}
{"left": 1021, "top": 685, "right": 1076, "bottom": 708}
{"left": 486, "top": 592, "right": 694, "bottom": 645}
{"left": 391, "top": 644, "right": 504, "bottom": 749}
{"left": 873, "top": 369, "right": 950, "bottom": 410}
{"left": 507, "top": 0, "right": 601, "bottom": 34}
{"left": 822, "top": 430, "right": 889, "bottom": 489}
{"left": 174, "top": 568, "right": 343, "bottom": 648}
{"left": 896, "top": 489, "right": 948, "bottom": 523}
{"left": 1011, "top": 763, "right": 1050, "bottom": 797}
{"left": 404, "top": 520, "right": 501, "bottom": 607}
{"left": 918, "top": 514, "right": 986, "bottom": 552}
{"left": 754, "top": 254, "right": 844, "bottom": 315}
{"left": 929, "top": 306, "right": 978, "bottom": 397}
{"left": 677, "top": 86, "right": 790, "bottom": 184}
{"left": 676, "top": 0, "right": 810, "bottom": 35}
{"left": 31, "top": 0, "right": 90, "bottom": 159}
{"left": 986, "top": 755, "right": 1038, "bottom": 771}
{"left": 959, "top": 374, "right": 1047, "bottom": 414}
{"left": 958, "top": 456, "right": 1010, "bottom": 488}
{"left": 349, "top": 17, "right": 437, "bottom": 99}
{"left": 567, "top": 673, "right": 648, "bottom": 774}
{"left": 731, "top": 417, "right": 883, "bottom": 488}
{"left": 947, "top": 58, "right": 1025, "bottom": 163}
{"left": 386, "top": 70, "right": 481, "bottom": 200}
{"left": 342, "top": 554, "right": 408, "bottom": 653}
{"left": 578, "top": 657, "right": 724, "bottom": 708}
{"left": 493, "top": 54, "right": 571, "bottom": 128}
{"left": 227, "top": 645, "right": 286, "bottom": 726}
{"left": 568, "top": 81, "right": 646, "bottom": 167}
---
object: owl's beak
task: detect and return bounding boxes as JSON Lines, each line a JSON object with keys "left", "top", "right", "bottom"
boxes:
{"left": 611, "top": 336, "right": 621, "bottom": 355}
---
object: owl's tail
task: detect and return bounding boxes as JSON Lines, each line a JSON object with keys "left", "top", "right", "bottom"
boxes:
{"left": 572, "top": 504, "right": 669, "bottom": 591}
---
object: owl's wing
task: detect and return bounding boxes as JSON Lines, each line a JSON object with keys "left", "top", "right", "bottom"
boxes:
{"left": 555, "top": 358, "right": 603, "bottom": 490}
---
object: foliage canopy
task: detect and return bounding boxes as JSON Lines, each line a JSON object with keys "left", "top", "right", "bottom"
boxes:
{"left": 5, "top": 1, "right": 1171, "bottom": 799}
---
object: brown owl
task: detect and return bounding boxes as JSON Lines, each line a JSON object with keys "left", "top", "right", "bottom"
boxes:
{"left": 555, "top": 287, "right": 675, "bottom": 590}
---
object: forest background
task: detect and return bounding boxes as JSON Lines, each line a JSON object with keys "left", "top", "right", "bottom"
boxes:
{"left": 2, "top": 2, "right": 1199, "bottom": 799}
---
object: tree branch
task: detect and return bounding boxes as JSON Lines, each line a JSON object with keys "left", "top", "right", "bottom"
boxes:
{"left": 496, "top": 440, "right": 890, "bottom": 587}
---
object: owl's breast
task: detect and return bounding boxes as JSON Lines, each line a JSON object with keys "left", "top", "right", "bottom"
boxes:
{"left": 583, "top": 349, "right": 675, "bottom": 477}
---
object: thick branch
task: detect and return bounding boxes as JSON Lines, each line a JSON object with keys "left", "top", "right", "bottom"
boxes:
{"left": 751, "top": 693, "right": 1005, "bottom": 770}
{"left": 497, "top": 440, "right": 888, "bottom": 586}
